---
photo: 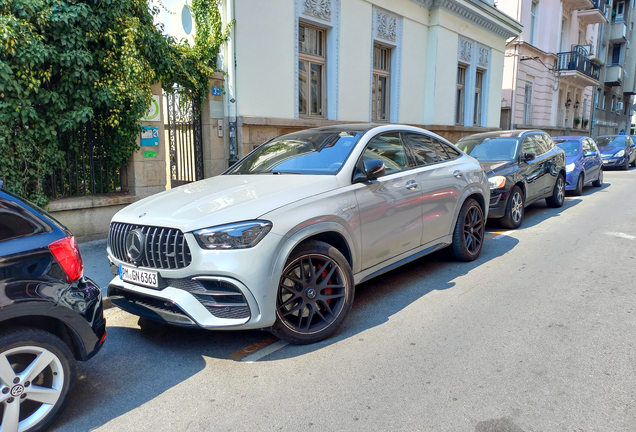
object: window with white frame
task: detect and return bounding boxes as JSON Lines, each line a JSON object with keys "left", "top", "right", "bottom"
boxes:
{"left": 611, "top": 96, "right": 615, "bottom": 112}
{"left": 372, "top": 44, "right": 391, "bottom": 122}
{"left": 615, "top": 1, "right": 625, "bottom": 22}
{"left": 603, "top": 92, "right": 607, "bottom": 110}
{"left": 474, "top": 70, "right": 484, "bottom": 126}
{"left": 524, "top": 81, "right": 533, "bottom": 125}
{"left": 456, "top": 65, "right": 466, "bottom": 125}
{"left": 298, "top": 23, "right": 326, "bottom": 117}
{"left": 530, "top": 2, "right": 538, "bottom": 45}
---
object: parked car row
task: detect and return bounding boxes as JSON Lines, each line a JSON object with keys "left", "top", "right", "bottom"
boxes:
{"left": 0, "top": 125, "right": 630, "bottom": 431}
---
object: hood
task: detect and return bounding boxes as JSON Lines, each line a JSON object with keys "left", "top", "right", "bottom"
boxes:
{"left": 113, "top": 174, "right": 340, "bottom": 232}
{"left": 565, "top": 155, "right": 581, "bottom": 165}
{"left": 480, "top": 160, "right": 513, "bottom": 175}
{"left": 598, "top": 146, "right": 622, "bottom": 154}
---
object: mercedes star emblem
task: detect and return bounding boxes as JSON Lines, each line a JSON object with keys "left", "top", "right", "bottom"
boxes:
{"left": 125, "top": 229, "right": 145, "bottom": 264}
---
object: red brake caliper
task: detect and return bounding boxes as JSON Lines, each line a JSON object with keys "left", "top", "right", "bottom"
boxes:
{"left": 321, "top": 267, "right": 333, "bottom": 308}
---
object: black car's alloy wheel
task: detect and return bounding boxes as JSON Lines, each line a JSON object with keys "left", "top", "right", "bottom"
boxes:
{"left": 272, "top": 241, "right": 354, "bottom": 344}
{"left": 546, "top": 174, "right": 565, "bottom": 208}
{"left": 501, "top": 186, "right": 524, "bottom": 229}
{"left": 450, "top": 198, "right": 484, "bottom": 262}
{"left": 0, "top": 328, "right": 74, "bottom": 432}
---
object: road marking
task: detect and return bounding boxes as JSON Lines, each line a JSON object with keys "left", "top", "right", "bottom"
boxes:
{"left": 241, "top": 340, "right": 289, "bottom": 363}
{"left": 486, "top": 230, "right": 512, "bottom": 239}
{"left": 607, "top": 232, "right": 636, "bottom": 240}
{"left": 229, "top": 336, "right": 288, "bottom": 362}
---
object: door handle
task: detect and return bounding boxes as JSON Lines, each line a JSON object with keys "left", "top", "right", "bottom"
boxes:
{"left": 405, "top": 180, "right": 418, "bottom": 190}
{"left": 453, "top": 170, "right": 463, "bottom": 178}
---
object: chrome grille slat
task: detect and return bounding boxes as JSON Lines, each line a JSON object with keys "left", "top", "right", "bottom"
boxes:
{"left": 108, "top": 223, "right": 192, "bottom": 269}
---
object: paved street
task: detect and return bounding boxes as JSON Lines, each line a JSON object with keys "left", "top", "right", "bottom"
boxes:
{"left": 59, "top": 169, "right": 636, "bottom": 432}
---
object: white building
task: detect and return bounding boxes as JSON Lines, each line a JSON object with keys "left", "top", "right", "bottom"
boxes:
{"left": 157, "top": 0, "right": 521, "bottom": 171}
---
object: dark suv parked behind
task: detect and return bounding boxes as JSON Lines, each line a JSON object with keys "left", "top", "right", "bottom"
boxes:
{"left": 456, "top": 130, "right": 566, "bottom": 229}
{"left": 0, "top": 189, "right": 106, "bottom": 432}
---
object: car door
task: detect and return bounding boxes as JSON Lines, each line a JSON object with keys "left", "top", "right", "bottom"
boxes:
{"left": 354, "top": 132, "right": 423, "bottom": 270}
{"left": 519, "top": 133, "right": 548, "bottom": 201}
{"left": 401, "top": 132, "right": 463, "bottom": 246}
{"left": 582, "top": 139, "right": 600, "bottom": 181}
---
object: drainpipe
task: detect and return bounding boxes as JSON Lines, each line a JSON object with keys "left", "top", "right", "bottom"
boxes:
{"left": 590, "top": 21, "right": 604, "bottom": 138}
{"left": 226, "top": 0, "right": 239, "bottom": 166}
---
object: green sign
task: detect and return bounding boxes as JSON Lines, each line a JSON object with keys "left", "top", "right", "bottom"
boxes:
{"left": 143, "top": 150, "right": 157, "bottom": 158}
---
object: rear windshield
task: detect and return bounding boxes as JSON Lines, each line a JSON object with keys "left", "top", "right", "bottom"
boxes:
{"left": 596, "top": 136, "right": 625, "bottom": 147}
{"left": 456, "top": 137, "right": 519, "bottom": 161}
{"left": 555, "top": 140, "right": 580, "bottom": 156}
{"left": 227, "top": 130, "right": 362, "bottom": 175}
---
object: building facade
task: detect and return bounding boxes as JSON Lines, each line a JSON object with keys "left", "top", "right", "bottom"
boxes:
{"left": 499, "top": 0, "right": 606, "bottom": 136}
{"left": 592, "top": 0, "right": 636, "bottom": 136}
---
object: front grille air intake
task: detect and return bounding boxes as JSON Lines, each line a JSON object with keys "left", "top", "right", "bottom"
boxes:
{"left": 109, "top": 222, "right": 192, "bottom": 269}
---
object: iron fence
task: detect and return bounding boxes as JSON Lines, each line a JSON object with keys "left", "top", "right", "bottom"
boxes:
{"left": 46, "top": 122, "right": 126, "bottom": 199}
{"left": 555, "top": 50, "right": 601, "bottom": 80}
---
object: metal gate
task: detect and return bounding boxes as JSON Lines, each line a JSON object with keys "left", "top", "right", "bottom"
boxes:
{"left": 165, "top": 88, "right": 204, "bottom": 188}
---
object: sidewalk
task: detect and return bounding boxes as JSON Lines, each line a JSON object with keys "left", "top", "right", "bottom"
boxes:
{"left": 78, "top": 238, "right": 112, "bottom": 295}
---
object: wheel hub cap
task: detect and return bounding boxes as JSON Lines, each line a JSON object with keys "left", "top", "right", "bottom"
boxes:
{"left": 306, "top": 288, "right": 317, "bottom": 299}
{"left": 10, "top": 384, "right": 24, "bottom": 397}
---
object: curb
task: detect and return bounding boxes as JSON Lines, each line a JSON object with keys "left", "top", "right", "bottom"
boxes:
{"left": 103, "top": 297, "right": 115, "bottom": 310}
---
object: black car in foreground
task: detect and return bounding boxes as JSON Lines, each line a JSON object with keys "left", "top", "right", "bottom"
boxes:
{"left": 456, "top": 130, "right": 566, "bottom": 229}
{"left": 0, "top": 189, "right": 106, "bottom": 432}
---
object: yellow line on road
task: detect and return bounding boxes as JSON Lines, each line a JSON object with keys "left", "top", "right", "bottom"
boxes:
{"left": 486, "top": 230, "right": 507, "bottom": 239}
{"left": 230, "top": 336, "right": 280, "bottom": 360}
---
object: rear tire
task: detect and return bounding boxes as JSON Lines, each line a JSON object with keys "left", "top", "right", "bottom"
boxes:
{"left": 271, "top": 240, "right": 354, "bottom": 345}
{"left": 573, "top": 173, "right": 583, "bottom": 196}
{"left": 500, "top": 186, "right": 524, "bottom": 229}
{"left": 546, "top": 174, "right": 565, "bottom": 208}
{"left": 592, "top": 168, "right": 603, "bottom": 187}
{"left": 0, "top": 328, "right": 75, "bottom": 432}
{"left": 450, "top": 198, "right": 485, "bottom": 262}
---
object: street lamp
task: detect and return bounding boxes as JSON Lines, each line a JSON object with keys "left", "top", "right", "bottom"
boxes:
{"left": 565, "top": 98, "right": 572, "bottom": 108}
{"left": 574, "top": 100, "right": 580, "bottom": 109}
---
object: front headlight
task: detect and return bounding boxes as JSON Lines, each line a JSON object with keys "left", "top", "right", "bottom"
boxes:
{"left": 615, "top": 149, "right": 625, "bottom": 158}
{"left": 566, "top": 163, "right": 575, "bottom": 172}
{"left": 488, "top": 176, "right": 506, "bottom": 189}
{"left": 193, "top": 220, "right": 273, "bottom": 250}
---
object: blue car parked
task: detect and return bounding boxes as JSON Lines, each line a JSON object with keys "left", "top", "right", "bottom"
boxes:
{"left": 596, "top": 135, "right": 636, "bottom": 170}
{"left": 553, "top": 136, "right": 603, "bottom": 195}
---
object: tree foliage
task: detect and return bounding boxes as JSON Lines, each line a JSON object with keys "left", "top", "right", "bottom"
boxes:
{"left": 0, "top": 0, "right": 229, "bottom": 204}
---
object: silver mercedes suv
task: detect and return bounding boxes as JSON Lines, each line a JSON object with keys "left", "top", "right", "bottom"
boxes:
{"left": 107, "top": 124, "right": 489, "bottom": 344}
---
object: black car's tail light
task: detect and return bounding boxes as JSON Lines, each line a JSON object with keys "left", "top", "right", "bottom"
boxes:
{"left": 49, "top": 236, "right": 84, "bottom": 283}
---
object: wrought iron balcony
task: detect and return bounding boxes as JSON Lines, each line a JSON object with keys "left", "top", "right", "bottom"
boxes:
{"left": 555, "top": 50, "right": 601, "bottom": 82}
{"left": 578, "top": 0, "right": 608, "bottom": 25}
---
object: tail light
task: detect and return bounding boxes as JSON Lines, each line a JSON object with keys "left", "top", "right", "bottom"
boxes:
{"left": 49, "top": 236, "right": 84, "bottom": 283}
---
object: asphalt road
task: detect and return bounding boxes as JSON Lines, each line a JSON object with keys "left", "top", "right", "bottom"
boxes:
{"left": 56, "top": 168, "right": 636, "bottom": 432}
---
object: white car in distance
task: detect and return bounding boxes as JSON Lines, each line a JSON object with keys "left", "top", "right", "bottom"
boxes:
{"left": 107, "top": 124, "right": 489, "bottom": 344}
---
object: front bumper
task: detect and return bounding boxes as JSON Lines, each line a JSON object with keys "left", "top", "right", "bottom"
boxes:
{"left": 486, "top": 188, "right": 510, "bottom": 219}
{"left": 564, "top": 170, "right": 578, "bottom": 190}
{"left": 602, "top": 156, "right": 627, "bottom": 168}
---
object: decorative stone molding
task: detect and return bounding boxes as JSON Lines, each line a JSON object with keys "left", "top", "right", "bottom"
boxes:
{"left": 478, "top": 46, "right": 489, "bottom": 67}
{"left": 459, "top": 37, "right": 472, "bottom": 63}
{"left": 303, "top": 0, "right": 331, "bottom": 21}
{"left": 376, "top": 11, "right": 397, "bottom": 42}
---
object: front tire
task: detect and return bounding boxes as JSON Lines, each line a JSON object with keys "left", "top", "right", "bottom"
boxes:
{"left": 593, "top": 168, "right": 603, "bottom": 187}
{"left": 573, "top": 173, "right": 584, "bottom": 196}
{"left": 450, "top": 198, "right": 485, "bottom": 262}
{"left": 271, "top": 240, "right": 354, "bottom": 345}
{"left": 500, "top": 186, "right": 524, "bottom": 229}
{"left": 546, "top": 174, "right": 565, "bottom": 208}
{"left": 0, "top": 328, "right": 75, "bottom": 432}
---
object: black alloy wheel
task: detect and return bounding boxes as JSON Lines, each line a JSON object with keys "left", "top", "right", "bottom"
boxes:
{"left": 573, "top": 173, "right": 584, "bottom": 196}
{"left": 593, "top": 168, "right": 603, "bottom": 187}
{"left": 546, "top": 174, "right": 565, "bottom": 208}
{"left": 272, "top": 240, "right": 354, "bottom": 345}
{"left": 623, "top": 158, "right": 630, "bottom": 170}
{"left": 501, "top": 186, "right": 524, "bottom": 229}
{"left": 450, "top": 198, "right": 484, "bottom": 262}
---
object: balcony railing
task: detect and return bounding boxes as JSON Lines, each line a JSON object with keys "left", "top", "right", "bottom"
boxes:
{"left": 578, "top": 0, "right": 608, "bottom": 25}
{"left": 555, "top": 51, "right": 601, "bottom": 81}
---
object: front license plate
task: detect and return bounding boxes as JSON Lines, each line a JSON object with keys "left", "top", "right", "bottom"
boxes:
{"left": 119, "top": 265, "right": 159, "bottom": 288}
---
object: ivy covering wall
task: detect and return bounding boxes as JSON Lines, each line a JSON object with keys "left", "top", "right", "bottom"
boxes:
{"left": 0, "top": 0, "right": 230, "bottom": 205}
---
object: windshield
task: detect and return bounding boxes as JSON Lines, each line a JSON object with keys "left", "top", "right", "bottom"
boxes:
{"left": 555, "top": 140, "right": 580, "bottom": 156}
{"left": 227, "top": 130, "right": 362, "bottom": 175}
{"left": 456, "top": 137, "right": 519, "bottom": 161}
{"left": 596, "top": 136, "right": 625, "bottom": 148}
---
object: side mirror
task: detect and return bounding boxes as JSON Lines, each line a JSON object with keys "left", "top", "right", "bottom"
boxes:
{"left": 584, "top": 151, "right": 596, "bottom": 157}
{"left": 522, "top": 152, "right": 536, "bottom": 161}
{"left": 363, "top": 159, "right": 385, "bottom": 180}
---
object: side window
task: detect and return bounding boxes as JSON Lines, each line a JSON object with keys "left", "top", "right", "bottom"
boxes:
{"left": 541, "top": 134, "right": 555, "bottom": 150}
{"left": 582, "top": 139, "right": 592, "bottom": 153}
{"left": 589, "top": 140, "right": 599, "bottom": 152}
{"left": 442, "top": 142, "right": 461, "bottom": 159}
{"left": 521, "top": 135, "right": 541, "bottom": 155}
{"left": 0, "top": 198, "right": 49, "bottom": 243}
{"left": 402, "top": 133, "right": 450, "bottom": 166}
{"left": 362, "top": 132, "right": 409, "bottom": 175}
